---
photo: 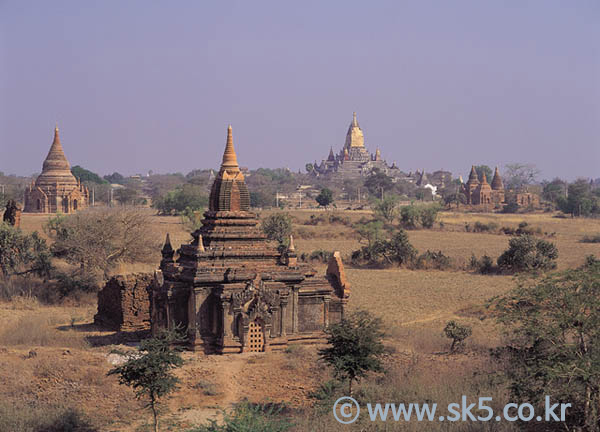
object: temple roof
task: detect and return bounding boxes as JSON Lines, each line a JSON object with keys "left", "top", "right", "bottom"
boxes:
{"left": 208, "top": 126, "right": 250, "bottom": 212}
{"left": 491, "top": 166, "right": 504, "bottom": 190}
{"left": 344, "top": 112, "right": 365, "bottom": 149}
{"left": 327, "top": 147, "right": 335, "bottom": 161}
{"left": 466, "top": 165, "right": 480, "bottom": 185}
{"left": 35, "top": 126, "right": 78, "bottom": 189}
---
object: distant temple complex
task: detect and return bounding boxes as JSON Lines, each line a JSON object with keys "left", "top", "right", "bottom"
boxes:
{"left": 151, "top": 126, "right": 350, "bottom": 353}
{"left": 23, "top": 126, "right": 89, "bottom": 213}
{"left": 462, "top": 165, "right": 505, "bottom": 206}
{"left": 312, "top": 112, "right": 399, "bottom": 179}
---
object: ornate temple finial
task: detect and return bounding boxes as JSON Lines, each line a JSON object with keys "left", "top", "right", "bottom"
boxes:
{"left": 198, "top": 234, "right": 205, "bottom": 252}
{"left": 352, "top": 112, "right": 357, "bottom": 126}
{"left": 481, "top": 172, "right": 488, "bottom": 184}
{"left": 161, "top": 233, "right": 173, "bottom": 255}
{"left": 161, "top": 233, "right": 175, "bottom": 266}
{"left": 221, "top": 125, "right": 239, "bottom": 170}
{"left": 288, "top": 235, "right": 295, "bottom": 252}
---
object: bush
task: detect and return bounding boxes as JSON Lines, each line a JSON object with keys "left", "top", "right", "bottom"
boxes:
{"left": 261, "top": 213, "right": 292, "bottom": 245}
{"left": 0, "top": 403, "right": 96, "bottom": 432}
{"left": 501, "top": 202, "right": 520, "bottom": 214}
{"left": 413, "top": 250, "right": 452, "bottom": 270}
{"left": 352, "top": 228, "right": 417, "bottom": 267}
{"left": 581, "top": 233, "right": 600, "bottom": 243}
{"left": 443, "top": 321, "right": 472, "bottom": 353}
{"left": 153, "top": 184, "right": 208, "bottom": 215}
{"left": 469, "top": 221, "right": 499, "bottom": 233}
{"left": 497, "top": 235, "right": 558, "bottom": 273}
{"left": 0, "top": 223, "right": 53, "bottom": 278}
{"left": 189, "top": 401, "right": 292, "bottom": 432}
{"left": 399, "top": 204, "right": 440, "bottom": 229}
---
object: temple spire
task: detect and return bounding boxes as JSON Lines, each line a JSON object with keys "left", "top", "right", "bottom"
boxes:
{"left": 352, "top": 112, "right": 358, "bottom": 127}
{"left": 221, "top": 125, "right": 239, "bottom": 171}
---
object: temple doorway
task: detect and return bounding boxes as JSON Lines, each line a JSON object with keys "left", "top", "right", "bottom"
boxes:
{"left": 247, "top": 320, "right": 264, "bottom": 352}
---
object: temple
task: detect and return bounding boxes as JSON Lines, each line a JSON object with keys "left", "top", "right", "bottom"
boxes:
{"left": 23, "top": 126, "right": 89, "bottom": 213}
{"left": 152, "top": 126, "right": 350, "bottom": 353}
{"left": 312, "top": 112, "right": 394, "bottom": 179}
{"left": 462, "top": 165, "right": 505, "bottom": 206}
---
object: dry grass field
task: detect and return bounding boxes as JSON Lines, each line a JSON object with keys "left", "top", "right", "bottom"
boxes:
{"left": 2, "top": 208, "right": 599, "bottom": 430}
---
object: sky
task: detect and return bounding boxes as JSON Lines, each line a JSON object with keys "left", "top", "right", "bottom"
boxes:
{"left": 1, "top": 1, "right": 598, "bottom": 181}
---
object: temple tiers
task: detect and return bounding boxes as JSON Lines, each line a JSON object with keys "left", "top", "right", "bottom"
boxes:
{"left": 152, "top": 126, "right": 349, "bottom": 353}
{"left": 23, "top": 126, "right": 89, "bottom": 213}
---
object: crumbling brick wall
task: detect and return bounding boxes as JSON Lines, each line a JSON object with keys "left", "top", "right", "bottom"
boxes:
{"left": 94, "top": 273, "right": 153, "bottom": 331}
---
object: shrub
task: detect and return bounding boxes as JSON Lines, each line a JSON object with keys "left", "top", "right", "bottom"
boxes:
{"left": 443, "top": 321, "right": 472, "bottom": 353}
{"left": 189, "top": 401, "right": 292, "bottom": 432}
{"left": 413, "top": 250, "right": 452, "bottom": 270}
{"left": 261, "top": 213, "right": 292, "bottom": 246}
{"left": 478, "top": 255, "right": 496, "bottom": 274}
{"left": 319, "top": 310, "right": 385, "bottom": 395}
{"left": 152, "top": 184, "right": 208, "bottom": 215}
{"left": 497, "top": 235, "right": 558, "bottom": 273}
{"left": 419, "top": 204, "right": 441, "bottom": 229}
{"left": 471, "top": 221, "right": 498, "bottom": 233}
{"left": 399, "top": 205, "right": 420, "bottom": 229}
{"left": 308, "top": 249, "right": 332, "bottom": 263}
{"left": 0, "top": 223, "right": 52, "bottom": 278}
{"left": 581, "top": 233, "right": 600, "bottom": 243}
{"left": 352, "top": 228, "right": 417, "bottom": 267}
{"left": 501, "top": 202, "right": 520, "bottom": 214}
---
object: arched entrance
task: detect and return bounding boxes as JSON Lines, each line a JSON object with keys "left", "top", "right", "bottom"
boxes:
{"left": 246, "top": 320, "right": 264, "bottom": 352}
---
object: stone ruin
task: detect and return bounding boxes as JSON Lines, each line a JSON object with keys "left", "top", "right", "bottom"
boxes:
{"left": 94, "top": 273, "right": 153, "bottom": 332}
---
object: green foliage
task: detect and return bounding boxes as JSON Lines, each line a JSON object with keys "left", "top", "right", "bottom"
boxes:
{"left": 354, "top": 219, "right": 383, "bottom": 247}
{"left": 250, "top": 191, "right": 275, "bottom": 208}
{"left": 71, "top": 165, "right": 107, "bottom": 184}
{"left": 180, "top": 207, "right": 204, "bottom": 232}
{"left": 352, "top": 228, "right": 417, "bottom": 267}
{"left": 153, "top": 184, "right": 208, "bottom": 215}
{"left": 189, "top": 401, "right": 292, "bottom": 432}
{"left": 414, "top": 250, "right": 452, "bottom": 270}
{"left": 497, "top": 235, "right": 558, "bottom": 273}
{"left": 319, "top": 310, "right": 385, "bottom": 395}
{"left": 443, "top": 321, "right": 472, "bottom": 353}
{"left": 492, "top": 262, "right": 600, "bottom": 430}
{"left": 364, "top": 169, "right": 394, "bottom": 197}
{"left": 305, "top": 163, "right": 314, "bottom": 173}
{"left": 542, "top": 178, "right": 567, "bottom": 203}
{"left": 261, "top": 213, "right": 292, "bottom": 245}
{"left": 315, "top": 188, "right": 333, "bottom": 207}
{"left": 103, "top": 172, "right": 126, "bottom": 184}
{"left": 0, "top": 403, "right": 96, "bottom": 432}
{"left": 108, "top": 328, "right": 185, "bottom": 432}
{"left": 466, "top": 221, "right": 499, "bottom": 233}
{"left": 474, "top": 165, "right": 493, "bottom": 183}
{"left": 0, "top": 223, "right": 52, "bottom": 278}
{"left": 373, "top": 196, "right": 398, "bottom": 223}
{"left": 399, "top": 204, "right": 440, "bottom": 229}
{"left": 113, "top": 187, "right": 141, "bottom": 205}
{"left": 557, "top": 179, "right": 600, "bottom": 217}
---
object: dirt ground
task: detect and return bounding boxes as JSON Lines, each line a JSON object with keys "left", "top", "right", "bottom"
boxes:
{"left": 3, "top": 209, "right": 599, "bottom": 430}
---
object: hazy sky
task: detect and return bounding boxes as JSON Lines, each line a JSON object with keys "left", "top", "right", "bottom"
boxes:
{"left": 1, "top": 1, "right": 598, "bottom": 180}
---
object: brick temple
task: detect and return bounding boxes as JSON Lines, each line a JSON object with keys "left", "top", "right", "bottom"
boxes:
{"left": 23, "top": 126, "right": 89, "bottom": 213}
{"left": 152, "top": 126, "right": 350, "bottom": 353}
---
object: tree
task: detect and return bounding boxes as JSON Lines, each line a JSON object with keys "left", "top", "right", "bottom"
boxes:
{"left": 250, "top": 191, "right": 275, "bottom": 208}
{"left": 474, "top": 165, "right": 493, "bottom": 183}
{"left": 497, "top": 234, "right": 558, "bottom": 273}
{"left": 373, "top": 196, "right": 398, "bottom": 223}
{"left": 71, "top": 165, "right": 107, "bottom": 184}
{"left": 492, "top": 261, "right": 600, "bottom": 431}
{"left": 365, "top": 169, "right": 394, "bottom": 198}
{"left": 261, "top": 213, "right": 292, "bottom": 245}
{"left": 419, "top": 204, "right": 441, "bottom": 229}
{"left": 114, "top": 187, "right": 140, "bottom": 205}
{"left": 103, "top": 172, "right": 126, "bottom": 185}
{"left": 319, "top": 310, "right": 385, "bottom": 395}
{"left": 315, "top": 188, "right": 333, "bottom": 208}
{"left": 305, "top": 163, "right": 314, "bottom": 173}
{"left": 542, "top": 178, "right": 567, "bottom": 204}
{"left": 0, "top": 223, "right": 52, "bottom": 278}
{"left": 443, "top": 321, "right": 472, "bottom": 353}
{"left": 108, "top": 329, "right": 185, "bottom": 432}
{"left": 557, "top": 179, "right": 600, "bottom": 217}
{"left": 504, "top": 163, "right": 540, "bottom": 191}
{"left": 153, "top": 184, "right": 208, "bottom": 215}
{"left": 45, "top": 208, "right": 158, "bottom": 276}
